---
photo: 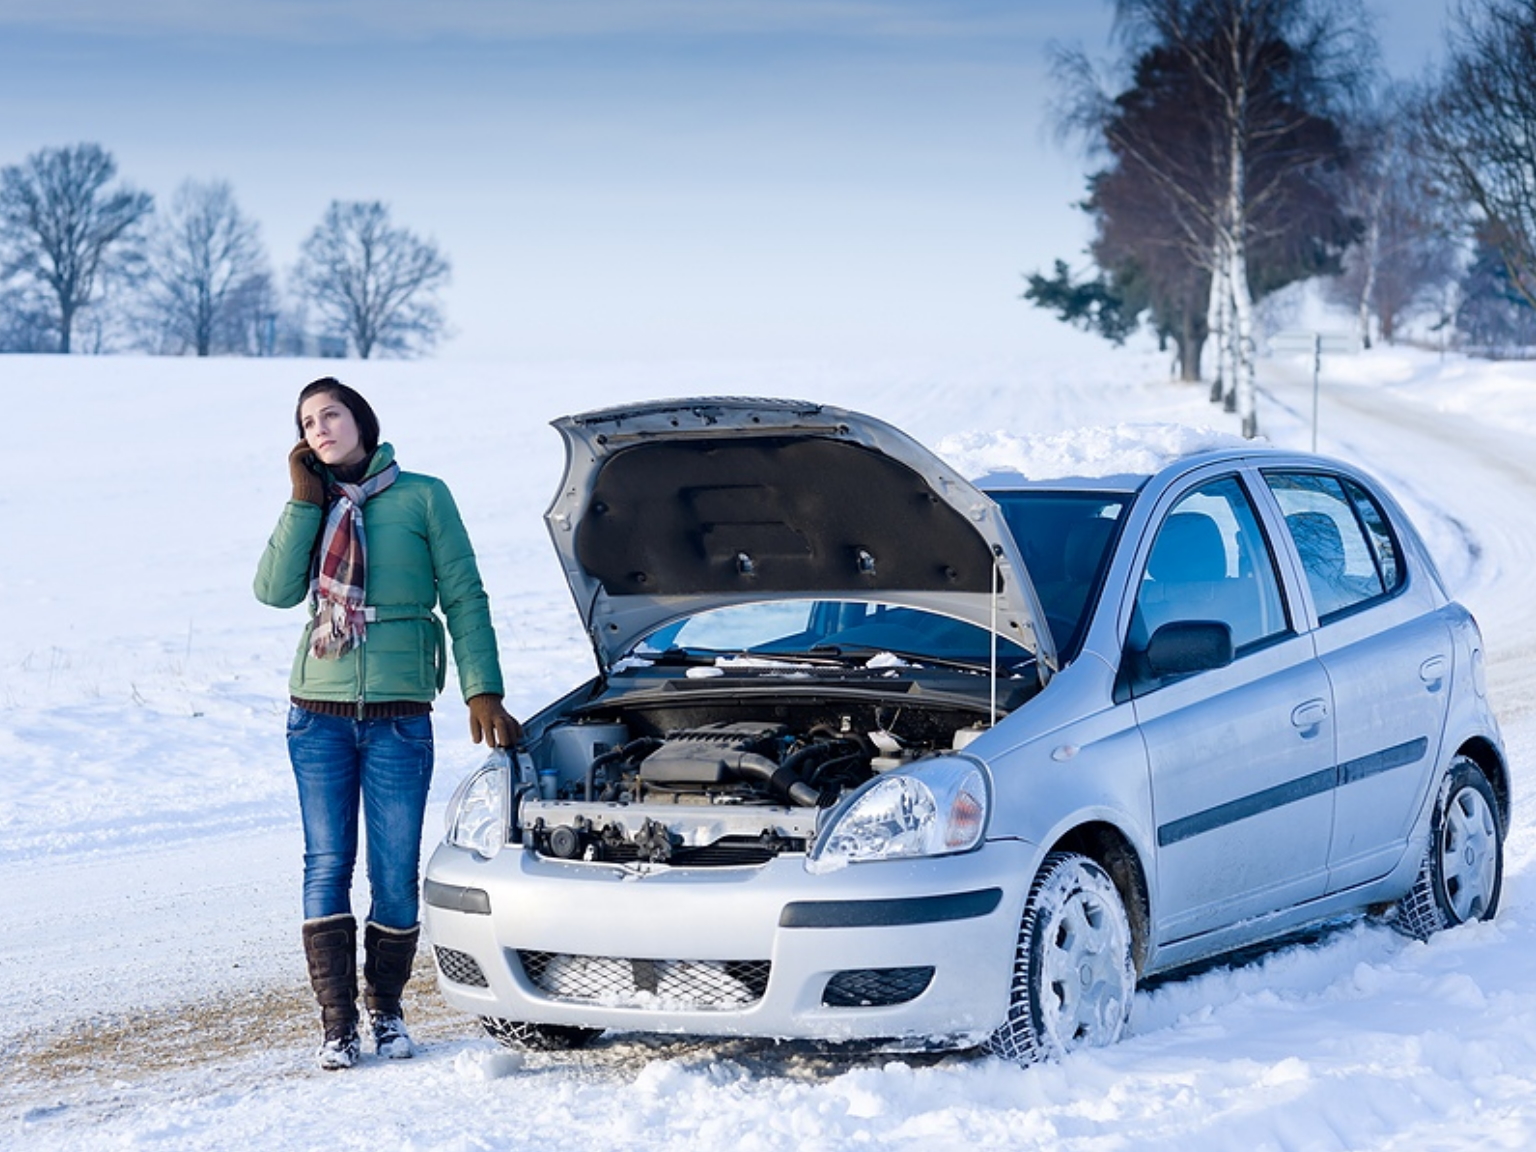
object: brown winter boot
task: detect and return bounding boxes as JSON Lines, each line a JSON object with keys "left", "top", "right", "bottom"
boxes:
{"left": 302, "top": 914, "right": 360, "bottom": 1070}
{"left": 363, "top": 921, "right": 420, "bottom": 1059}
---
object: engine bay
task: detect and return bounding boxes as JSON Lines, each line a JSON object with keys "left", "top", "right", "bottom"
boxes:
{"left": 517, "top": 699, "right": 990, "bottom": 866}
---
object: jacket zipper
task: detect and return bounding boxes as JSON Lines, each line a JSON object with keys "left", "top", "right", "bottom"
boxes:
{"left": 356, "top": 638, "right": 367, "bottom": 721}
{"left": 358, "top": 508, "right": 370, "bottom": 722}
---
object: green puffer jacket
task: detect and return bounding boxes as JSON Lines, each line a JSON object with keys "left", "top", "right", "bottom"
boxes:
{"left": 253, "top": 443, "right": 504, "bottom": 706}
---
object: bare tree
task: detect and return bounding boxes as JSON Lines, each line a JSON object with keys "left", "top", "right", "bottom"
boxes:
{"left": 1328, "top": 93, "right": 1462, "bottom": 347}
{"left": 292, "top": 201, "right": 450, "bottom": 358}
{"left": 216, "top": 270, "right": 283, "bottom": 356}
{"left": 143, "top": 179, "right": 270, "bottom": 356}
{"left": 0, "top": 281, "right": 54, "bottom": 351}
{"left": 0, "top": 143, "right": 152, "bottom": 353}
{"left": 1417, "top": 0, "right": 1536, "bottom": 311}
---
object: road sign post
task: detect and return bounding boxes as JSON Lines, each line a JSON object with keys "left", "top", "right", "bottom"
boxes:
{"left": 1267, "top": 329, "right": 1357, "bottom": 451}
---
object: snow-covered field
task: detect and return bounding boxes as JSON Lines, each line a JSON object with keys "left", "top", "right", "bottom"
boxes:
{"left": 2, "top": 341, "right": 1534, "bottom": 1150}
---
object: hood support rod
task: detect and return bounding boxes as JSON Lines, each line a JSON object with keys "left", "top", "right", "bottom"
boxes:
{"left": 990, "top": 547, "right": 1000, "bottom": 728}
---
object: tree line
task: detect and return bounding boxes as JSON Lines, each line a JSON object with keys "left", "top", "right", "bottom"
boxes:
{"left": 0, "top": 143, "right": 450, "bottom": 358}
{"left": 1026, "top": 0, "right": 1536, "bottom": 437}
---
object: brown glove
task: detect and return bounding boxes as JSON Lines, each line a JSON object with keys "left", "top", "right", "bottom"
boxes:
{"left": 468, "top": 694, "right": 522, "bottom": 748}
{"left": 289, "top": 440, "right": 324, "bottom": 506}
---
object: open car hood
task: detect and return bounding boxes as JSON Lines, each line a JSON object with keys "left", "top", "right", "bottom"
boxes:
{"left": 546, "top": 398, "right": 1057, "bottom": 679}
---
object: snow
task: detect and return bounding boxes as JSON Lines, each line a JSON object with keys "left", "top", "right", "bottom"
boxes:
{"left": 3, "top": 342, "right": 1535, "bottom": 1150}
{"left": 941, "top": 421, "right": 1252, "bottom": 484}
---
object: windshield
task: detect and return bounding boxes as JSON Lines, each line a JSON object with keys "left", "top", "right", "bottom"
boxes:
{"left": 989, "top": 490, "right": 1132, "bottom": 657}
{"left": 630, "top": 599, "right": 1035, "bottom": 672}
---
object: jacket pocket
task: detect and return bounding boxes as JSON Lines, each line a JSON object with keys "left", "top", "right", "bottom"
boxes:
{"left": 356, "top": 609, "right": 445, "bottom": 699}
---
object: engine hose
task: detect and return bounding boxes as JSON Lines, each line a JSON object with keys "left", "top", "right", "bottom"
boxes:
{"left": 805, "top": 751, "right": 868, "bottom": 788}
{"left": 781, "top": 737, "right": 861, "bottom": 777}
{"left": 726, "top": 752, "right": 822, "bottom": 807}
{"left": 586, "top": 736, "right": 662, "bottom": 801}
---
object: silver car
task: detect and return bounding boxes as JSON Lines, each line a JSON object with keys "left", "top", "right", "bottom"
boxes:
{"left": 423, "top": 398, "right": 1508, "bottom": 1062}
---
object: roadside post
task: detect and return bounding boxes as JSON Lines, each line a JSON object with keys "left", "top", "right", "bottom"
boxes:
{"left": 1267, "top": 329, "right": 1356, "bottom": 451}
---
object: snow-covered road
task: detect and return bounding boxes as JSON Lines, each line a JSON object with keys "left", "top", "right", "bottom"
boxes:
{"left": 3, "top": 347, "right": 1533, "bottom": 1151}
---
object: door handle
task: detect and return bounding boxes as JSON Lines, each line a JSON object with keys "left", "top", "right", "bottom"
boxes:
{"left": 1419, "top": 654, "right": 1443, "bottom": 691}
{"left": 1291, "top": 699, "right": 1329, "bottom": 729}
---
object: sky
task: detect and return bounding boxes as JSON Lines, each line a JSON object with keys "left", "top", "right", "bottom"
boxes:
{"left": 0, "top": 0, "right": 1461, "bottom": 364}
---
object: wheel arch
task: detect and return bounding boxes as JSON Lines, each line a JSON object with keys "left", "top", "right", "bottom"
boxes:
{"left": 1048, "top": 821, "right": 1151, "bottom": 976}
{"left": 1454, "top": 735, "right": 1510, "bottom": 834}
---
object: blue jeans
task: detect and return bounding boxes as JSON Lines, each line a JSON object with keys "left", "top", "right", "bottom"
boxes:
{"left": 287, "top": 706, "right": 434, "bottom": 929}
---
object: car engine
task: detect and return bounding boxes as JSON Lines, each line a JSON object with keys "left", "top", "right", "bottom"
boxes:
{"left": 518, "top": 707, "right": 987, "bottom": 866}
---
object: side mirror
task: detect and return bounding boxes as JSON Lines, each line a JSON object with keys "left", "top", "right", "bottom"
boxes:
{"left": 1145, "top": 620, "right": 1233, "bottom": 678}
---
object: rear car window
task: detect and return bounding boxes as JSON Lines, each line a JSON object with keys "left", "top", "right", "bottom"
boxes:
{"left": 1264, "top": 471, "right": 1399, "bottom": 620}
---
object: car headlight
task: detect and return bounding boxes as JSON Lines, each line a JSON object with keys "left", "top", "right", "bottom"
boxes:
{"left": 445, "top": 752, "right": 510, "bottom": 858}
{"left": 805, "top": 755, "right": 991, "bottom": 874}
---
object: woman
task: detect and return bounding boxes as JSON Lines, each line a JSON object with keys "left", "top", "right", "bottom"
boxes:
{"left": 254, "top": 377, "right": 519, "bottom": 1070}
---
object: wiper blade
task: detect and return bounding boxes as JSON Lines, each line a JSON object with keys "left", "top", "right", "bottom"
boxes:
{"left": 813, "top": 644, "right": 1031, "bottom": 675}
{"left": 636, "top": 647, "right": 847, "bottom": 669}
{"left": 631, "top": 647, "right": 728, "bottom": 666}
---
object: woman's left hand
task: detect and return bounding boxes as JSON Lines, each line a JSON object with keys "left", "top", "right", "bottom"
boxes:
{"left": 467, "top": 694, "right": 522, "bottom": 747}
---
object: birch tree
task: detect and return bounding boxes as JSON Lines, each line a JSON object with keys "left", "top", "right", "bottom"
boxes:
{"left": 1107, "top": 0, "right": 1367, "bottom": 436}
{"left": 1040, "top": 2, "right": 1359, "bottom": 415}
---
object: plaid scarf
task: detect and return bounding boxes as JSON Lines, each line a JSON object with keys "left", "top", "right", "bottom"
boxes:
{"left": 309, "top": 462, "right": 400, "bottom": 659}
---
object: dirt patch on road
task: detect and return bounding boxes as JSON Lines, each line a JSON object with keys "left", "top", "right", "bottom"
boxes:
{"left": 1, "top": 956, "right": 474, "bottom": 1119}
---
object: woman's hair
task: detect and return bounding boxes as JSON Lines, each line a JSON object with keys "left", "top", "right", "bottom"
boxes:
{"left": 295, "top": 377, "right": 381, "bottom": 455}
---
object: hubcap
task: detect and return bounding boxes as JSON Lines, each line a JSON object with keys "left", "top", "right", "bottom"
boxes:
{"left": 1441, "top": 786, "right": 1498, "bottom": 923}
{"left": 1039, "top": 883, "right": 1131, "bottom": 1051}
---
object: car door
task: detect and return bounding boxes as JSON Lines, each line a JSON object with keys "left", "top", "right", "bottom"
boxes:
{"left": 1128, "top": 474, "right": 1336, "bottom": 944}
{"left": 1263, "top": 470, "right": 1452, "bottom": 892}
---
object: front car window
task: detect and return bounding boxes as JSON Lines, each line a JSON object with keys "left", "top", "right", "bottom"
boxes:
{"left": 991, "top": 491, "right": 1130, "bottom": 658}
{"left": 1264, "top": 471, "right": 1396, "bottom": 621}
{"left": 634, "top": 599, "right": 1034, "bottom": 670}
{"left": 1131, "top": 476, "right": 1289, "bottom": 656}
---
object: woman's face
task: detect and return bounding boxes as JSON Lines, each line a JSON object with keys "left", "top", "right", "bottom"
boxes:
{"left": 300, "top": 392, "right": 368, "bottom": 467}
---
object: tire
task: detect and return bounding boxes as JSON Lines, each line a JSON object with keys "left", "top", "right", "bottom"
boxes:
{"left": 984, "top": 851, "right": 1136, "bottom": 1064}
{"left": 1395, "top": 758, "right": 1503, "bottom": 941}
{"left": 479, "top": 1017, "right": 602, "bottom": 1051}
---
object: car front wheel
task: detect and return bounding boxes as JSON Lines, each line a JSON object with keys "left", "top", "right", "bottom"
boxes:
{"left": 984, "top": 851, "right": 1136, "bottom": 1063}
{"left": 1395, "top": 758, "right": 1503, "bottom": 941}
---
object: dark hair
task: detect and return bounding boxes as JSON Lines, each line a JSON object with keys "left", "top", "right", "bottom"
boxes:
{"left": 295, "top": 377, "right": 380, "bottom": 455}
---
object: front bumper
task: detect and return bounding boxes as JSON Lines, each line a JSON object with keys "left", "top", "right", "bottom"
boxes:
{"left": 422, "top": 837, "right": 1035, "bottom": 1044}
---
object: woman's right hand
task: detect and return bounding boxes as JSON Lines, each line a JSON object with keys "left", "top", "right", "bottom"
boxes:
{"left": 289, "top": 440, "right": 324, "bottom": 506}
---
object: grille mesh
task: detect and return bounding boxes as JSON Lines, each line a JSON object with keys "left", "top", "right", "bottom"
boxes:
{"left": 517, "top": 950, "right": 770, "bottom": 1009}
{"left": 434, "top": 945, "right": 490, "bottom": 988}
{"left": 822, "top": 966, "right": 935, "bottom": 1008}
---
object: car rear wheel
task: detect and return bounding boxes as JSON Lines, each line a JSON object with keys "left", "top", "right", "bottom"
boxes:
{"left": 984, "top": 851, "right": 1135, "bottom": 1063}
{"left": 1395, "top": 758, "right": 1503, "bottom": 941}
{"left": 479, "top": 1017, "right": 603, "bottom": 1051}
